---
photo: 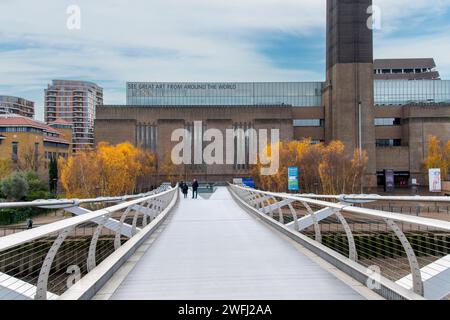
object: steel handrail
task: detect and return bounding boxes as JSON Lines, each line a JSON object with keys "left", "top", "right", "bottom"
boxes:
{"left": 291, "top": 193, "right": 450, "bottom": 203}
{"left": 0, "top": 187, "right": 169, "bottom": 209}
{"left": 229, "top": 184, "right": 450, "bottom": 231}
{"left": 229, "top": 183, "right": 450, "bottom": 298}
{"left": 0, "top": 186, "right": 176, "bottom": 252}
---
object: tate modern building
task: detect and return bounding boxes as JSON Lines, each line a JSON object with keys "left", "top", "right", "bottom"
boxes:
{"left": 95, "top": 0, "right": 450, "bottom": 187}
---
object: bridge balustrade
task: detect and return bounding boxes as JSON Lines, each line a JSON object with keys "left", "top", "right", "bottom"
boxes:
{"left": 0, "top": 184, "right": 178, "bottom": 300}
{"left": 229, "top": 184, "right": 450, "bottom": 300}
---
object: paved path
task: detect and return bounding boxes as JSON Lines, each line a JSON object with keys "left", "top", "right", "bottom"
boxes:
{"left": 111, "top": 187, "right": 364, "bottom": 299}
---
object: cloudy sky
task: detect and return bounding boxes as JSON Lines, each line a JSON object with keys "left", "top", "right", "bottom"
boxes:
{"left": 1, "top": 0, "right": 450, "bottom": 120}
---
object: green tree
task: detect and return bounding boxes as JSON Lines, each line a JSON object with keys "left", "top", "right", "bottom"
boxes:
{"left": 22, "top": 170, "right": 49, "bottom": 200}
{"left": 49, "top": 157, "right": 58, "bottom": 193}
{"left": 1, "top": 171, "right": 29, "bottom": 201}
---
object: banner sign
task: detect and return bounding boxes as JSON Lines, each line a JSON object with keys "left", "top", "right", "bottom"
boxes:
{"left": 242, "top": 178, "right": 255, "bottom": 189}
{"left": 288, "top": 167, "right": 299, "bottom": 191}
{"left": 384, "top": 169, "right": 394, "bottom": 193}
{"left": 429, "top": 168, "right": 442, "bottom": 193}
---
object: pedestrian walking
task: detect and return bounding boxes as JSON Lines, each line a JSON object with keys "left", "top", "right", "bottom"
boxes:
{"left": 182, "top": 182, "right": 188, "bottom": 198}
{"left": 26, "top": 218, "right": 33, "bottom": 229}
{"left": 192, "top": 179, "right": 199, "bottom": 199}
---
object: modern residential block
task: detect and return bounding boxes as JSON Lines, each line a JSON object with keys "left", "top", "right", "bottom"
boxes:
{"left": 45, "top": 80, "right": 102, "bottom": 153}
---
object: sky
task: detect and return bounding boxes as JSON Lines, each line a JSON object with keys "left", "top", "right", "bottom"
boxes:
{"left": 1, "top": 0, "right": 450, "bottom": 121}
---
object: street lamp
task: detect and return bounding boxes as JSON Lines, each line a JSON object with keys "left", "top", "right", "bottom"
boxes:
{"left": 358, "top": 101, "right": 363, "bottom": 194}
{"left": 52, "top": 178, "right": 58, "bottom": 195}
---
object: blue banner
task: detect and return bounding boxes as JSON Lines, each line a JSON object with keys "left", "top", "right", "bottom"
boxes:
{"left": 288, "top": 167, "right": 299, "bottom": 191}
{"left": 242, "top": 177, "right": 255, "bottom": 188}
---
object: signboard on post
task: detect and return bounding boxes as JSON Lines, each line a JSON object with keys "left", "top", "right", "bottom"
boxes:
{"left": 288, "top": 167, "right": 299, "bottom": 191}
{"left": 242, "top": 178, "right": 255, "bottom": 189}
{"left": 429, "top": 168, "right": 442, "bottom": 193}
{"left": 384, "top": 169, "right": 394, "bottom": 193}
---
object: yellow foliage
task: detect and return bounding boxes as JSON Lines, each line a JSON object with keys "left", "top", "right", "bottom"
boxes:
{"left": 59, "top": 142, "right": 157, "bottom": 198}
{"left": 424, "top": 135, "right": 450, "bottom": 179}
{"left": 159, "top": 152, "right": 183, "bottom": 184}
{"left": 0, "top": 158, "right": 13, "bottom": 180}
{"left": 252, "top": 139, "right": 368, "bottom": 194}
{"left": 445, "top": 141, "right": 450, "bottom": 178}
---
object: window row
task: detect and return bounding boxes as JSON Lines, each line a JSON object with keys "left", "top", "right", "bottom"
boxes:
{"left": 374, "top": 118, "right": 401, "bottom": 126}
{"left": 0, "top": 127, "right": 42, "bottom": 133}
{"left": 293, "top": 119, "right": 324, "bottom": 127}
{"left": 45, "top": 151, "right": 69, "bottom": 160}
{"left": 376, "top": 139, "right": 402, "bottom": 147}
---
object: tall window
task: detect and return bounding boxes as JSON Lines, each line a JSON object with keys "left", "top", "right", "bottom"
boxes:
{"left": 12, "top": 142, "right": 18, "bottom": 162}
{"left": 34, "top": 142, "right": 39, "bottom": 164}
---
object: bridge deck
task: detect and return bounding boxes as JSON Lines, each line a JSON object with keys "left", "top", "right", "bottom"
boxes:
{"left": 110, "top": 187, "right": 364, "bottom": 300}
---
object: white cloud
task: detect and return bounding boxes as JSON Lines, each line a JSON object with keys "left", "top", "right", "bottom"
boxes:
{"left": 375, "top": 31, "right": 450, "bottom": 77}
{"left": 0, "top": 1, "right": 326, "bottom": 102}
{"left": 0, "top": 0, "right": 449, "bottom": 121}
{"left": 374, "top": 0, "right": 449, "bottom": 32}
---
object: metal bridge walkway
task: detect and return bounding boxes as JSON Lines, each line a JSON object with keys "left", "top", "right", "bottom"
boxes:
{"left": 109, "top": 187, "right": 365, "bottom": 300}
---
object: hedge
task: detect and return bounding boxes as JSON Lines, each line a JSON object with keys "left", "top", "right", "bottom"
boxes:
{"left": 0, "top": 207, "right": 48, "bottom": 225}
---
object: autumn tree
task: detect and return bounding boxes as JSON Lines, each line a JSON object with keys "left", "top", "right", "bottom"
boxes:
{"left": 297, "top": 140, "right": 324, "bottom": 193}
{"left": 59, "top": 142, "right": 157, "bottom": 198}
{"left": 0, "top": 158, "right": 12, "bottom": 181}
{"left": 424, "top": 135, "right": 450, "bottom": 180}
{"left": 135, "top": 151, "right": 157, "bottom": 192}
{"left": 18, "top": 145, "right": 44, "bottom": 174}
{"left": 445, "top": 140, "right": 450, "bottom": 180}
{"left": 319, "top": 142, "right": 367, "bottom": 194}
{"left": 59, "top": 150, "right": 100, "bottom": 198}
{"left": 159, "top": 152, "right": 183, "bottom": 185}
{"left": 252, "top": 139, "right": 367, "bottom": 194}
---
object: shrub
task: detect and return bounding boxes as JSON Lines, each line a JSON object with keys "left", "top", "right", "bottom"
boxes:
{"left": 24, "top": 170, "right": 49, "bottom": 193}
{"left": 0, "top": 170, "right": 53, "bottom": 225}
{"left": 1, "top": 171, "right": 29, "bottom": 201}
{"left": 0, "top": 207, "right": 46, "bottom": 225}
{"left": 25, "top": 190, "right": 53, "bottom": 201}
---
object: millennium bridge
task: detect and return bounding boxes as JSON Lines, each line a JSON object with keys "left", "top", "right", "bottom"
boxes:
{"left": 0, "top": 184, "right": 449, "bottom": 300}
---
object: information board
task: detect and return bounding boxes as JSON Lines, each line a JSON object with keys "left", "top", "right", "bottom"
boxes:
{"left": 288, "top": 167, "right": 299, "bottom": 191}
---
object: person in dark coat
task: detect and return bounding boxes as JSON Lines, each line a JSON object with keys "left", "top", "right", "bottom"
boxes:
{"left": 26, "top": 218, "right": 33, "bottom": 229}
{"left": 192, "top": 179, "right": 199, "bottom": 199}
{"left": 182, "top": 183, "right": 188, "bottom": 198}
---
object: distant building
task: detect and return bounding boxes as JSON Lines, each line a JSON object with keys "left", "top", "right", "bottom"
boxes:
{"left": 0, "top": 95, "right": 35, "bottom": 118}
{"left": 95, "top": 1, "right": 450, "bottom": 188}
{"left": 44, "top": 80, "right": 103, "bottom": 153}
{"left": 48, "top": 118, "right": 73, "bottom": 154}
{"left": 374, "top": 58, "right": 440, "bottom": 80}
{"left": 0, "top": 114, "right": 71, "bottom": 172}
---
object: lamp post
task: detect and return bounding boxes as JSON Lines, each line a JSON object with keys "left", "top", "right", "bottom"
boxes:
{"left": 52, "top": 178, "right": 57, "bottom": 195}
{"left": 358, "top": 101, "right": 364, "bottom": 194}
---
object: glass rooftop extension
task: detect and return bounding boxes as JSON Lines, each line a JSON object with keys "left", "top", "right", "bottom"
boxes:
{"left": 374, "top": 80, "right": 450, "bottom": 105}
{"left": 124, "top": 80, "right": 450, "bottom": 107}
{"left": 126, "top": 82, "right": 323, "bottom": 107}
